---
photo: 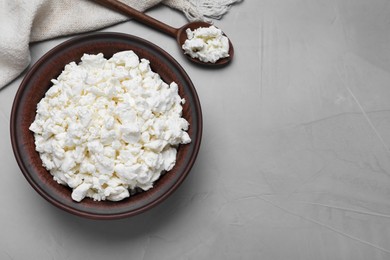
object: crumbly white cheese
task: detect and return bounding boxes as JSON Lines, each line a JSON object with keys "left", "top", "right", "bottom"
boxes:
{"left": 181, "top": 25, "right": 229, "bottom": 63}
{"left": 29, "top": 51, "right": 191, "bottom": 202}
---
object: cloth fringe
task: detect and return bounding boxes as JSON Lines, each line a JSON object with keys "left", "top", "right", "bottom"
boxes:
{"left": 187, "top": 0, "right": 243, "bottom": 21}
{"left": 164, "top": 0, "right": 242, "bottom": 22}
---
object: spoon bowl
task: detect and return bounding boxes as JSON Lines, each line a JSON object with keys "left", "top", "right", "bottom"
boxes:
{"left": 93, "top": 0, "right": 233, "bottom": 66}
{"left": 176, "top": 21, "right": 234, "bottom": 67}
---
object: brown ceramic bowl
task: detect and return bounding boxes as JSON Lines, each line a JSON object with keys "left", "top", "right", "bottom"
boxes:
{"left": 10, "top": 33, "right": 202, "bottom": 220}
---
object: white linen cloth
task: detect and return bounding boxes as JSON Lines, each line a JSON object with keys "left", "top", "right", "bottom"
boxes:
{"left": 0, "top": 0, "right": 241, "bottom": 89}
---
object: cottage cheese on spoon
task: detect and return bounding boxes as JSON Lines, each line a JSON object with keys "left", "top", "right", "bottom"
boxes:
{"left": 182, "top": 25, "right": 230, "bottom": 63}
{"left": 29, "top": 51, "right": 191, "bottom": 202}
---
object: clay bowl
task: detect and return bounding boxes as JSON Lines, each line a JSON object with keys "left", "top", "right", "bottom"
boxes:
{"left": 10, "top": 32, "right": 202, "bottom": 220}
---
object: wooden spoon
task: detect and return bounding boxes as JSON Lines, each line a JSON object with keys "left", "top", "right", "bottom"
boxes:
{"left": 93, "top": 0, "right": 234, "bottom": 66}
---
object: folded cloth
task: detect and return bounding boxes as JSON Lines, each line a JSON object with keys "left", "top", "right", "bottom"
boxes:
{"left": 0, "top": 0, "right": 242, "bottom": 89}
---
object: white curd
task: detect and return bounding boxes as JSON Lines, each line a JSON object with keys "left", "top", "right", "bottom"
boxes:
{"left": 182, "top": 25, "right": 229, "bottom": 63}
{"left": 29, "top": 51, "right": 191, "bottom": 202}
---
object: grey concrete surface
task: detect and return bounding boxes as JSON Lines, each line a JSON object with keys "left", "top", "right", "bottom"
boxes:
{"left": 1, "top": 1, "right": 390, "bottom": 259}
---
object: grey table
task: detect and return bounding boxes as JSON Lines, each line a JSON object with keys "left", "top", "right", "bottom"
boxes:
{"left": 1, "top": 1, "right": 390, "bottom": 259}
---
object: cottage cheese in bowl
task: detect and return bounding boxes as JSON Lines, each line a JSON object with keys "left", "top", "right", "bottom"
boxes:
{"left": 29, "top": 50, "right": 191, "bottom": 202}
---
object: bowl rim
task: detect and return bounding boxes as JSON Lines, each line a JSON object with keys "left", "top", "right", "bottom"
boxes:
{"left": 10, "top": 32, "right": 202, "bottom": 220}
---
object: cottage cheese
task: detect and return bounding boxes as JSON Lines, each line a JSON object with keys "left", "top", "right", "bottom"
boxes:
{"left": 182, "top": 25, "right": 229, "bottom": 63}
{"left": 29, "top": 51, "right": 191, "bottom": 202}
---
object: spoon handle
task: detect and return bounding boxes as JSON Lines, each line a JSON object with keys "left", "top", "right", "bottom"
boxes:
{"left": 93, "top": 0, "right": 178, "bottom": 38}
